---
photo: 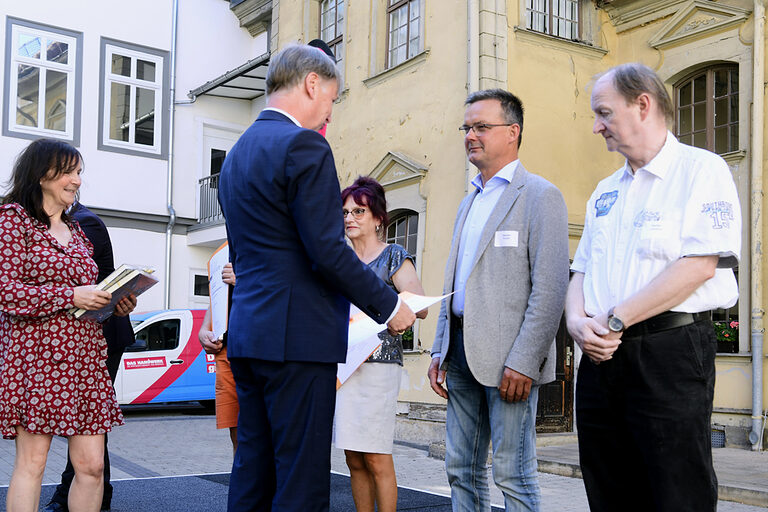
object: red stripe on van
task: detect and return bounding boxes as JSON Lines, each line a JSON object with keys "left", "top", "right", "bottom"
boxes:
{"left": 131, "top": 311, "right": 206, "bottom": 404}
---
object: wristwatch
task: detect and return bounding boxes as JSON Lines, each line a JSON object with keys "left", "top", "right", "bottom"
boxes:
{"left": 607, "top": 306, "right": 625, "bottom": 333}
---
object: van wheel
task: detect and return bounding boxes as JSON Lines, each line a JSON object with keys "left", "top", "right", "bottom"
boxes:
{"left": 199, "top": 400, "right": 216, "bottom": 412}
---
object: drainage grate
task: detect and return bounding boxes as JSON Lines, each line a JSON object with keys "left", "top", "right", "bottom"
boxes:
{"left": 711, "top": 428, "right": 726, "bottom": 448}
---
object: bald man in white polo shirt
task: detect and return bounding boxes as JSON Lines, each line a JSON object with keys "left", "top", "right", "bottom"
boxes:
{"left": 565, "top": 63, "right": 740, "bottom": 512}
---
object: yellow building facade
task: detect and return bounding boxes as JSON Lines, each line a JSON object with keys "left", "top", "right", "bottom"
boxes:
{"left": 232, "top": 0, "right": 766, "bottom": 448}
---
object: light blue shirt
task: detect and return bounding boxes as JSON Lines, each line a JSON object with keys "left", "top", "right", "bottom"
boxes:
{"left": 451, "top": 160, "right": 518, "bottom": 317}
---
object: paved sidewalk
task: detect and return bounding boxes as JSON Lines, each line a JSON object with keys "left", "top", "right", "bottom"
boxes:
{"left": 0, "top": 409, "right": 764, "bottom": 511}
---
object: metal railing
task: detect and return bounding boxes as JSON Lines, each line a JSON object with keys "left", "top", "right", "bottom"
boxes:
{"left": 198, "top": 174, "right": 223, "bottom": 225}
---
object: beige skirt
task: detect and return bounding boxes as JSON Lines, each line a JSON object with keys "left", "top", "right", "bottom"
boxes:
{"left": 333, "top": 362, "right": 402, "bottom": 454}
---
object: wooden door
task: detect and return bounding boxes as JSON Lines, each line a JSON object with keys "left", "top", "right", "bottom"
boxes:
{"left": 535, "top": 314, "right": 574, "bottom": 432}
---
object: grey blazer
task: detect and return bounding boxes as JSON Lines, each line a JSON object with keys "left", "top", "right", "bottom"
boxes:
{"left": 432, "top": 164, "right": 570, "bottom": 386}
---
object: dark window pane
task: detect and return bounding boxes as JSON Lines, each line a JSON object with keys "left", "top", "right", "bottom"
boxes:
{"left": 46, "top": 40, "right": 68, "bottom": 64}
{"left": 408, "top": 214, "right": 418, "bottom": 233}
{"left": 194, "top": 275, "right": 209, "bottom": 296}
{"left": 680, "top": 133, "right": 692, "bottom": 145}
{"left": 693, "top": 131, "right": 706, "bottom": 149}
{"left": 693, "top": 75, "right": 706, "bottom": 103}
{"left": 210, "top": 149, "right": 226, "bottom": 175}
{"left": 729, "top": 69, "right": 738, "bottom": 95}
{"left": 135, "top": 87, "right": 155, "bottom": 146}
{"left": 730, "top": 126, "right": 739, "bottom": 152}
{"left": 693, "top": 103, "right": 706, "bottom": 131}
{"left": 714, "top": 98, "right": 728, "bottom": 127}
{"left": 678, "top": 106, "right": 691, "bottom": 134}
{"left": 679, "top": 81, "right": 692, "bottom": 106}
{"left": 396, "top": 218, "right": 405, "bottom": 237}
{"left": 130, "top": 319, "right": 181, "bottom": 352}
{"left": 16, "top": 64, "right": 39, "bottom": 127}
{"left": 137, "top": 59, "right": 156, "bottom": 82}
{"left": 112, "top": 54, "right": 131, "bottom": 76}
{"left": 730, "top": 94, "right": 739, "bottom": 122}
{"left": 109, "top": 82, "right": 130, "bottom": 141}
{"left": 714, "top": 126, "right": 728, "bottom": 154}
{"left": 714, "top": 69, "right": 728, "bottom": 97}
{"left": 407, "top": 232, "right": 417, "bottom": 256}
{"left": 45, "top": 69, "right": 67, "bottom": 131}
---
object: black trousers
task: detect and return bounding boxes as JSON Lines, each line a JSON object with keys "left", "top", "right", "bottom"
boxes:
{"left": 576, "top": 320, "right": 718, "bottom": 512}
{"left": 50, "top": 349, "right": 124, "bottom": 510}
{"left": 227, "top": 357, "right": 337, "bottom": 512}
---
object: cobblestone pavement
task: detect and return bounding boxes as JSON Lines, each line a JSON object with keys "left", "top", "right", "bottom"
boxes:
{"left": 0, "top": 408, "right": 764, "bottom": 511}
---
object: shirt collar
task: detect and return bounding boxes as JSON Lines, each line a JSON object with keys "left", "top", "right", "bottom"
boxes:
{"left": 471, "top": 160, "right": 518, "bottom": 193}
{"left": 621, "top": 131, "right": 678, "bottom": 180}
{"left": 263, "top": 107, "right": 302, "bottom": 127}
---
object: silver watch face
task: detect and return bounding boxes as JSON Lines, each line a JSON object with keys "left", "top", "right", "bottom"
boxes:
{"left": 608, "top": 316, "right": 624, "bottom": 332}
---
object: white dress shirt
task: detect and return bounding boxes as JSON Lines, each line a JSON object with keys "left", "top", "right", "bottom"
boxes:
{"left": 452, "top": 160, "right": 519, "bottom": 317}
{"left": 571, "top": 132, "right": 740, "bottom": 316}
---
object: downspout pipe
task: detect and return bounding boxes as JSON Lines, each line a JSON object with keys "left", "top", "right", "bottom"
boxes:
{"left": 465, "top": 0, "right": 479, "bottom": 194}
{"left": 164, "top": 0, "right": 180, "bottom": 309}
{"left": 750, "top": 0, "right": 765, "bottom": 452}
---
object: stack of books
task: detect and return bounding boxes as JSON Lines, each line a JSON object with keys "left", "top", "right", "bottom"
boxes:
{"left": 69, "top": 264, "right": 159, "bottom": 322}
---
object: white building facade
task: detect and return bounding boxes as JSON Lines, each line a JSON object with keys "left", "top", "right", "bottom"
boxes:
{"left": 0, "top": 0, "right": 268, "bottom": 312}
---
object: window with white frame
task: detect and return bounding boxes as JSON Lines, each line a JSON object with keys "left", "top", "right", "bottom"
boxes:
{"left": 3, "top": 19, "right": 81, "bottom": 143}
{"left": 526, "top": 0, "right": 580, "bottom": 41}
{"left": 386, "top": 0, "right": 422, "bottom": 68}
{"left": 99, "top": 39, "right": 167, "bottom": 157}
{"left": 320, "top": 0, "right": 345, "bottom": 74}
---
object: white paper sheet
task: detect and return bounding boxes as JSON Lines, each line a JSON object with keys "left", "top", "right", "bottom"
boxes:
{"left": 208, "top": 243, "right": 230, "bottom": 340}
{"left": 336, "top": 291, "right": 451, "bottom": 388}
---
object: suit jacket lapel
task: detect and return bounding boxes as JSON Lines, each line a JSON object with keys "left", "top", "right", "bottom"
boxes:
{"left": 465, "top": 165, "right": 528, "bottom": 274}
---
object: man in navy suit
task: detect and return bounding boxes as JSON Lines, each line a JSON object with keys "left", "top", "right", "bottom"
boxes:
{"left": 218, "top": 44, "right": 416, "bottom": 511}
{"left": 45, "top": 202, "right": 136, "bottom": 512}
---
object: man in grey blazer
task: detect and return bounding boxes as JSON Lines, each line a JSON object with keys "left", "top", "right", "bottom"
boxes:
{"left": 428, "top": 89, "right": 569, "bottom": 511}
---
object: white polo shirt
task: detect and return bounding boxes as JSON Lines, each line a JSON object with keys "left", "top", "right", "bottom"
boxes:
{"left": 571, "top": 132, "right": 740, "bottom": 316}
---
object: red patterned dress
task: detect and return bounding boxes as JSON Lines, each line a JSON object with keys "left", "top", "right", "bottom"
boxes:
{"left": 0, "top": 203, "right": 124, "bottom": 439}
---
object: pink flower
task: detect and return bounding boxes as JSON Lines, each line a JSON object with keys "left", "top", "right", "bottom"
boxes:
{"left": 724, "top": 333, "right": 730, "bottom": 337}
{"left": 729, "top": 321, "right": 739, "bottom": 329}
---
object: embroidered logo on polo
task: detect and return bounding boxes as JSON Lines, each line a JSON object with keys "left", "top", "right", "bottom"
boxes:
{"left": 633, "top": 209, "right": 661, "bottom": 228}
{"left": 701, "top": 201, "right": 734, "bottom": 229}
{"left": 595, "top": 190, "right": 618, "bottom": 217}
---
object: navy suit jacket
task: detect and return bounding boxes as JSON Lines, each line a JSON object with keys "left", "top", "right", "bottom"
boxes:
{"left": 218, "top": 110, "right": 398, "bottom": 363}
{"left": 71, "top": 203, "right": 135, "bottom": 355}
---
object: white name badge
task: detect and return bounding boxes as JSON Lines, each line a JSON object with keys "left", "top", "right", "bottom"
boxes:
{"left": 494, "top": 230, "right": 518, "bottom": 247}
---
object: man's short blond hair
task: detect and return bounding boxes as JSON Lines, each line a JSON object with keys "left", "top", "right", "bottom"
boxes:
{"left": 266, "top": 44, "right": 341, "bottom": 95}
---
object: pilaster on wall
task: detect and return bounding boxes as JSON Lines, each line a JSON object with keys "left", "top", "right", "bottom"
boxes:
{"left": 270, "top": 0, "right": 280, "bottom": 53}
{"left": 478, "top": 0, "right": 508, "bottom": 90}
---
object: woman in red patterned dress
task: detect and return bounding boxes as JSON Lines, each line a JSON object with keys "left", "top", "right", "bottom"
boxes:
{"left": 0, "top": 139, "right": 134, "bottom": 512}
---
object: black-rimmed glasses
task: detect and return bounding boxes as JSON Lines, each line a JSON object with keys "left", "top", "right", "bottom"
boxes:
{"left": 459, "top": 123, "right": 513, "bottom": 135}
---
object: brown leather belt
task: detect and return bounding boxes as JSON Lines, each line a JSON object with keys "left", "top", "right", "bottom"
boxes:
{"left": 623, "top": 310, "right": 712, "bottom": 338}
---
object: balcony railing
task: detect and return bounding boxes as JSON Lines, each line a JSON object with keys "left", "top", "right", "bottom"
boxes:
{"left": 198, "top": 174, "right": 223, "bottom": 225}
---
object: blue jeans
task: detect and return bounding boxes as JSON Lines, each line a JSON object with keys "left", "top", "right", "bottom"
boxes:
{"left": 445, "top": 320, "right": 541, "bottom": 512}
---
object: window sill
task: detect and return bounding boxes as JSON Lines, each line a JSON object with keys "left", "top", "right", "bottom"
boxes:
{"left": 721, "top": 149, "right": 747, "bottom": 165}
{"left": 715, "top": 352, "right": 755, "bottom": 359}
{"left": 363, "top": 48, "right": 430, "bottom": 88}
{"left": 2, "top": 125, "right": 76, "bottom": 145}
{"left": 513, "top": 27, "right": 608, "bottom": 59}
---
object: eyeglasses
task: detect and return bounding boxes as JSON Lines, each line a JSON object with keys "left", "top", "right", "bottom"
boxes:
{"left": 458, "top": 123, "right": 513, "bottom": 135}
{"left": 342, "top": 207, "right": 367, "bottom": 219}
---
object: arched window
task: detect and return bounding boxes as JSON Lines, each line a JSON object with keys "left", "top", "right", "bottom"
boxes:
{"left": 386, "top": 210, "right": 418, "bottom": 259}
{"left": 675, "top": 65, "right": 739, "bottom": 154}
{"left": 386, "top": 209, "right": 419, "bottom": 350}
